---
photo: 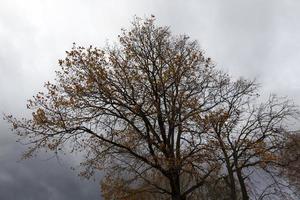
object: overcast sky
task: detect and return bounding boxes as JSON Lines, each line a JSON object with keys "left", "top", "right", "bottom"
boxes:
{"left": 1, "top": 0, "right": 300, "bottom": 199}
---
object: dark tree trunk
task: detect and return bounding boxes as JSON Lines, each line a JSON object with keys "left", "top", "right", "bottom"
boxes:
{"left": 218, "top": 136, "right": 238, "bottom": 200}
{"left": 170, "top": 172, "right": 186, "bottom": 200}
{"left": 236, "top": 168, "right": 249, "bottom": 200}
{"left": 227, "top": 166, "right": 238, "bottom": 200}
{"left": 171, "top": 195, "right": 186, "bottom": 200}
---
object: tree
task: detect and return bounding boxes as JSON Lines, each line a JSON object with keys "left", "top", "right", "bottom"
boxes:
{"left": 205, "top": 93, "right": 298, "bottom": 200}
{"left": 6, "top": 16, "right": 298, "bottom": 200}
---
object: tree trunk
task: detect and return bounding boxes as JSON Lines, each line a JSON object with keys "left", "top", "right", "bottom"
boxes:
{"left": 236, "top": 168, "right": 249, "bottom": 200}
{"left": 218, "top": 137, "right": 238, "bottom": 200}
{"left": 227, "top": 166, "right": 238, "bottom": 200}
{"left": 171, "top": 195, "right": 186, "bottom": 200}
{"left": 170, "top": 173, "right": 186, "bottom": 200}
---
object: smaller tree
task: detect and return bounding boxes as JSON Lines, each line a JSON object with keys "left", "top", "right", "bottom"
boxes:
{"left": 280, "top": 132, "right": 300, "bottom": 191}
{"left": 206, "top": 93, "right": 298, "bottom": 200}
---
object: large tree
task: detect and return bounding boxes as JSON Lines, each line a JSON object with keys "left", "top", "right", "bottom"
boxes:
{"left": 6, "top": 16, "right": 298, "bottom": 200}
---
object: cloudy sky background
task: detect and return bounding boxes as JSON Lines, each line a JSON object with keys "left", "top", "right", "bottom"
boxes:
{"left": 1, "top": 0, "right": 300, "bottom": 199}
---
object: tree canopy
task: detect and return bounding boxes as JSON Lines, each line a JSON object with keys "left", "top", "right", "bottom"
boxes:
{"left": 6, "top": 16, "right": 299, "bottom": 200}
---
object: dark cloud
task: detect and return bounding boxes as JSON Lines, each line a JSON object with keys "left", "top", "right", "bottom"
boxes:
{"left": 1, "top": 0, "right": 300, "bottom": 199}
{"left": 0, "top": 123, "right": 101, "bottom": 200}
